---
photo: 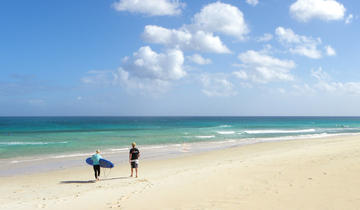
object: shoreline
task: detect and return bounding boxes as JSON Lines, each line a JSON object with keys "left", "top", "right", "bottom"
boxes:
{"left": 2, "top": 132, "right": 360, "bottom": 177}
{"left": 2, "top": 134, "right": 360, "bottom": 209}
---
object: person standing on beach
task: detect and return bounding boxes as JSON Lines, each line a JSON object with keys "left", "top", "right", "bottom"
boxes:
{"left": 129, "top": 142, "right": 140, "bottom": 178}
{"left": 92, "top": 150, "right": 102, "bottom": 181}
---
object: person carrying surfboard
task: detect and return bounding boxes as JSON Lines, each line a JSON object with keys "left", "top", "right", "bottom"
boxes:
{"left": 129, "top": 142, "right": 140, "bottom": 178}
{"left": 92, "top": 150, "right": 102, "bottom": 181}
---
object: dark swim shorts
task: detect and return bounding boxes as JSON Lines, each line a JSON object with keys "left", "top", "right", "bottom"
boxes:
{"left": 131, "top": 160, "right": 138, "bottom": 168}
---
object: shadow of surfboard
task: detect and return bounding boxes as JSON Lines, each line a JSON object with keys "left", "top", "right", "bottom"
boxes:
{"left": 60, "top": 180, "right": 95, "bottom": 184}
{"left": 59, "top": 177, "right": 131, "bottom": 184}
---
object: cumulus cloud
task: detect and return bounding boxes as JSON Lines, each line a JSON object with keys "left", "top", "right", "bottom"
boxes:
{"left": 143, "top": 25, "right": 230, "bottom": 53}
{"left": 112, "top": 0, "right": 184, "bottom": 16}
{"left": 200, "top": 74, "right": 237, "bottom": 97}
{"left": 234, "top": 50, "right": 295, "bottom": 83}
{"left": 325, "top": 45, "right": 336, "bottom": 56}
{"left": 275, "top": 27, "right": 323, "bottom": 59}
{"left": 187, "top": 54, "right": 211, "bottom": 65}
{"left": 121, "top": 46, "right": 185, "bottom": 81}
{"left": 82, "top": 46, "right": 186, "bottom": 93}
{"left": 142, "top": 2, "right": 249, "bottom": 54}
{"left": 290, "top": 0, "right": 346, "bottom": 22}
{"left": 257, "top": 33, "right": 273, "bottom": 42}
{"left": 192, "top": 2, "right": 249, "bottom": 40}
{"left": 246, "top": 0, "right": 259, "bottom": 6}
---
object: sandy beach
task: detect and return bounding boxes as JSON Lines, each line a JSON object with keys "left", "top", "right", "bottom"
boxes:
{"left": 1, "top": 135, "right": 360, "bottom": 210}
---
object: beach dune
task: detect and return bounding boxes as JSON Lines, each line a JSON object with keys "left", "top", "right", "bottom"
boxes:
{"left": 1, "top": 135, "right": 360, "bottom": 209}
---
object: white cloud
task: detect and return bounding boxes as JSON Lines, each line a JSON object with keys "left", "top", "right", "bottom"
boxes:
{"left": 81, "top": 70, "right": 118, "bottom": 85}
{"left": 246, "top": 0, "right": 259, "bottom": 6}
{"left": 325, "top": 45, "right": 336, "bottom": 56}
{"left": 292, "top": 83, "right": 316, "bottom": 95}
{"left": 290, "top": 45, "right": 322, "bottom": 59}
{"left": 187, "top": 54, "right": 211, "bottom": 65}
{"left": 275, "top": 27, "right": 322, "bottom": 59}
{"left": 200, "top": 74, "right": 237, "bottom": 97}
{"left": 311, "top": 67, "right": 331, "bottom": 81}
{"left": 122, "top": 46, "right": 185, "bottom": 81}
{"left": 311, "top": 67, "right": 360, "bottom": 94}
{"left": 82, "top": 46, "right": 186, "bottom": 93}
{"left": 233, "top": 71, "right": 248, "bottom": 80}
{"left": 143, "top": 25, "right": 230, "bottom": 54}
{"left": 235, "top": 50, "right": 295, "bottom": 83}
{"left": 257, "top": 33, "right": 273, "bottom": 42}
{"left": 117, "top": 68, "right": 171, "bottom": 94}
{"left": 192, "top": 2, "right": 249, "bottom": 40}
{"left": 315, "top": 80, "right": 360, "bottom": 94}
{"left": 275, "top": 27, "right": 301, "bottom": 43}
{"left": 142, "top": 2, "right": 248, "bottom": 53}
{"left": 290, "top": 0, "right": 346, "bottom": 22}
{"left": 118, "top": 46, "right": 185, "bottom": 93}
{"left": 112, "top": 0, "right": 184, "bottom": 16}
{"left": 345, "top": 14, "right": 354, "bottom": 24}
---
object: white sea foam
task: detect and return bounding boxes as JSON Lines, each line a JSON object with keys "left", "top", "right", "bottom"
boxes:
{"left": 250, "top": 132, "right": 360, "bottom": 142}
{"left": 211, "top": 139, "right": 236, "bottom": 144}
{"left": 109, "top": 148, "right": 129, "bottom": 152}
{"left": 51, "top": 153, "right": 92, "bottom": 159}
{"left": 109, "top": 145, "right": 171, "bottom": 153}
{"left": 195, "top": 135, "right": 215, "bottom": 139}
{"left": 0, "top": 141, "right": 68, "bottom": 146}
{"left": 219, "top": 125, "right": 232, "bottom": 128}
{"left": 217, "top": 131, "right": 236, "bottom": 135}
{"left": 9, "top": 153, "right": 91, "bottom": 164}
{"left": 243, "top": 129, "right": 316, "bottom": 134}
{"left": 10, "top": 158, "right": 44, "bottom": 164}
{"left": 142, "top": 145, "right": 168, "bottom": 150}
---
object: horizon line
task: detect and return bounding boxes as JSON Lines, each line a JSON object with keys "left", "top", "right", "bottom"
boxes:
{"left": 1, "top": 115, "right": 360, "bottom": 118}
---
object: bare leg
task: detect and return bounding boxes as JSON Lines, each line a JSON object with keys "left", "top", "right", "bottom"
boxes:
{"left": 135, "top": 168, "right": 138, "bottom": 178}
{"left": 130, "top": 167, "right": 133, "bottom": 177}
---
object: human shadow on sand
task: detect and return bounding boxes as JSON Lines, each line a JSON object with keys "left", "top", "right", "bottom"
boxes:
{"left": 60, "top": 177, "right": 131, "bottom": 184}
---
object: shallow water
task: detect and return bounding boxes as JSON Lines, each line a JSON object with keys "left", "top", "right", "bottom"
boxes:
{"left": 1, "top": 116, "right": 360, "bottom": 160}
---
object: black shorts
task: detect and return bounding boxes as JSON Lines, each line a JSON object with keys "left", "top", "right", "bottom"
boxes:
{"left": 131, "top": 161, "right": 138, "bottom": 168}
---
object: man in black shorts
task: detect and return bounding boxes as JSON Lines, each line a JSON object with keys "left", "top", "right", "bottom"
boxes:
{"left": 129, "top": 142, "right": 140, "bottom": 178}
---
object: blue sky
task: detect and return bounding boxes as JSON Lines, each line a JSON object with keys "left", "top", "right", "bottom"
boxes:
{"left": 1, "top": 0, "right": 360, "bottom": 116}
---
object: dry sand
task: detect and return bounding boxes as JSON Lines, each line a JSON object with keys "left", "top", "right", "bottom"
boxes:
{"left": 1, "top": 135, "right": 360, "bottom": 210}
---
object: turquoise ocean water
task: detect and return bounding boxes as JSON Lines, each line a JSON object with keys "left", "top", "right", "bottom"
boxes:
{"left": 1, "top": 116, "right": 360, "bottom": 160}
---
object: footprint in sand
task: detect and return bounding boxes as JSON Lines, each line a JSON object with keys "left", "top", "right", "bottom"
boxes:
{"left": 119, "top": 195, "right": 129, "bottom": 201}
{"left": 109, "top": 204, "right": 121, "bottom": 208}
